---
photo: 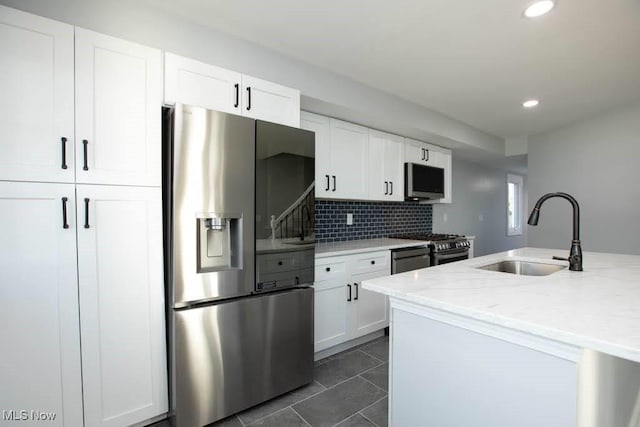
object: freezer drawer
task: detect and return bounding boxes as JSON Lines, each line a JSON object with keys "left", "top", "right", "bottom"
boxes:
{"left": 172, "top": 287, "right": 314, "bottom": 427}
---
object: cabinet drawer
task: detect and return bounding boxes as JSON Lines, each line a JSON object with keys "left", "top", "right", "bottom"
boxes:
{"left": 315, "top": 258, "right": 347, "bottom": 282}
{"left": 353, "top": 251, "right": 390, "bottom": 274}
{"left": 258, "top": 252, "right": 298, "bottom": 274}
{"left": 258, "top": 249, "right": 314, "bottom": 275}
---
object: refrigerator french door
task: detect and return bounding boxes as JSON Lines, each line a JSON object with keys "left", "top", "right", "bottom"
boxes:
{"left": 164, "top": 105, "right": 314, "bottom": 427}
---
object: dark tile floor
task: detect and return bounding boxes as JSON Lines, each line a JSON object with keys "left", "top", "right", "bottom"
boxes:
{"left": 152, "top": 335, "right": 390, "bottom": 427}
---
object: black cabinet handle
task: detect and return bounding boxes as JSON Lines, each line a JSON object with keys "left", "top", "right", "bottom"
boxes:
{"left": 278, "top": 261, "right": 283, "bottom": 266}
{"left": 325, "top": 175, "right": 330, "bottom": 191}
{"left": 332, "top": 175, "right": 336, "bottom": 192}
{"left": 84, "top": 198, "right": 90, "bottom": 229}
{"left": 61, "top": 197, "right": 69, "bottom": 229}
{"left": 354, "top": 283, "right": 359, "bottom": 300}
{"left": 246, "top": 87, "right": 251, "bottom": 111}
{"left": 425, "top": 149, "right": 429, "bottom": 162}
{"left": 234, "top": 83, "right": 239, "bottom": 108}
{"left": 390, "top": 181, "right": 393, "bottom": 195}
{"left": 371, "top": 260, "right": 375, "bottom": 265}
{"left": 384, "top": 181, "right": 388, "bottom": 195}
{"left": 61, "top": 137, "right": 68, "bottom": 170}
{"left": 325, "top": 267, "right": 331, "bottom": 272}
{"left": 82, "top": 139, "right": 89, "bottom": 171}
{"left": 421, "top": 148, "right": 425, "bottom": 160}
{"left": 347, "top": 284, "right": 352, "bottom": 302}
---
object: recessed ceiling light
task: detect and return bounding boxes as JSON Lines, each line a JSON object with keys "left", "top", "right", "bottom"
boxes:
{"left": 523, "top": 99, "right": 540, "bottom": 108}
{"left": 523, "top": 0, "right": 556, "bottom": 18}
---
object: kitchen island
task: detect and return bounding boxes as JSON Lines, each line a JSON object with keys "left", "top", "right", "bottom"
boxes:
{"left": 362, "top": 247, "right": 640, "bottom": 427}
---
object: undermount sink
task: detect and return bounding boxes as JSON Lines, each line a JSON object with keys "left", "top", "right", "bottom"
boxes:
{"left": 477, "top": 260, "right": 566, "bottom": 276}
{"left": 285, "top": 240, "right": 316, "bottom": 245}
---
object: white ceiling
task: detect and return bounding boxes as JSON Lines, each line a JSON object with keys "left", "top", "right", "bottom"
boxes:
{"left": 142, "top": 0, "right": 640, "bottom": 138}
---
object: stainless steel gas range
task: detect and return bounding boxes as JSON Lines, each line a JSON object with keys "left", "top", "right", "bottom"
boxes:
{"left": 393, "top": 234, "right": 471, "bottom": 266}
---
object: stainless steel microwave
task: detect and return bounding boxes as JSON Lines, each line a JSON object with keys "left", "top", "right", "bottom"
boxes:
{"left": 404, "top": 162, "right": 445, "bottom": 200}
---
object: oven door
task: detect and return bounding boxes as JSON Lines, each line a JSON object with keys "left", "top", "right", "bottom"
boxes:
{"left": 432, "top": 249, "right": 469, "bottom": 265}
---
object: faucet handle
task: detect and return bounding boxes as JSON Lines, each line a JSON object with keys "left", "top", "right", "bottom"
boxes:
{"left": 552, "top": 256, "right": 569, "bottom": 261}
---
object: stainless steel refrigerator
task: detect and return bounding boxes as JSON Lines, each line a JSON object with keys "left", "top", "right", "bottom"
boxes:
{"left": 163, "top": 105, "right": 315, "bottom": 427}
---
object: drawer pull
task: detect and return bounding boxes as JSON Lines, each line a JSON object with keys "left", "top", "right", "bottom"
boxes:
{"left": 371, "top": 260, "right": 375, "bottom": 265}
{"left": 278, "top": 261, "right": 283, "bottom": 266}
{"left": 325, "top": 267, "right": 331, "bottom": 272}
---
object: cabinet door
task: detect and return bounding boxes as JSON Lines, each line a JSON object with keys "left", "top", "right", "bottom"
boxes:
{"left": 75, "top": 29, "right": 162, "bottom": 186}
{"left": 164, "top": 53, "right": 242, "bottom": 114}
{"left": 301, "top": 112, "right": 332, "bottom": 198}
{"left": 351, "top": 270, "right": 390, "bottom": 338}
{"left": 242, "top": 75, "right": 300, "bottom": 127}
{"left": 314, "top": 280, "right": 350, "bottom": 352}
{"left": 329, "top": 119, "right": 369, "bottom": 199}
{"left": 0, "top": 6, "right": 74, "bottom": 183}
{"left": 385, "top": 134, "right": 405, "bottom": 201}
{"left": 0, "top": 182, "right": 83, "bottom": 426}
{"left": 369, "top": 130, "right": 404, "bottom": 201}
{"left": 404, "top": 138, "right": 440, "bottom": 166}
{"left": 76, "top": 185, "right": 167, "bottom": 427}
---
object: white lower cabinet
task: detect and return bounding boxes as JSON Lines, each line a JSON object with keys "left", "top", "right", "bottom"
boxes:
{"left": 76, "top": 185, "right": 167, "bottom": 427}
{"left": 314, "top": 251, "right": 391, "bottom": 353}
{"left": 0, "top": 182, "right": 83, "bottom": 427}
{"left": 0, "top": 182, "right": 167, "bottom": 427}
{"left": 314, "top": 279, "right": 351, "bottom": 351}
{"left": 352, "top": 271, "right": 389, "bottom": 336}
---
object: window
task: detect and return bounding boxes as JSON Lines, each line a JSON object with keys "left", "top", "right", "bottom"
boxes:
{"left": 507, "top": 174, "right": 524, "bottom": 236}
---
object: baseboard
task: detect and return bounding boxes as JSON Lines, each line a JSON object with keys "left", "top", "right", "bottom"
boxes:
{"left": 314, "top": 330, "right": 385, "bottom": 361}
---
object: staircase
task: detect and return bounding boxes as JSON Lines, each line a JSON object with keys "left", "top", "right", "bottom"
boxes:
{"left": 270, "top": 182, "right": 315, "bottom": 240}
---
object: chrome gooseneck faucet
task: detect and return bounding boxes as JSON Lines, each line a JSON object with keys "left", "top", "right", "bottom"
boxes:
{"left": 527, "top": 192, "right": 583, "bottom": 271}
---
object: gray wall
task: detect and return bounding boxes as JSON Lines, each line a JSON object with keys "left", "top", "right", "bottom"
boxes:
{"left": 432, "top": 158, "right": 528, "bottom": 257}
{"left": 528, "top": 102, "right": 640, "bottom": 255}
{"left": 0, "top": 0, "right": 503, "bottom": 156}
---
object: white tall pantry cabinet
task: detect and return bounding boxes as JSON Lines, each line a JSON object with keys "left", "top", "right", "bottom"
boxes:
{"left": 0, "top": 6, "right": 167, "bottom": 427}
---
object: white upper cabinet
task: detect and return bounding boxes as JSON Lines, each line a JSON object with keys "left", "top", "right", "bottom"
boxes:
{"left": 405, "top": 138, "right": 441, "bottom": 166}
{"left": 329, "top": 119, "right": 369, "bottom": 200}
{"left": 368, "top": 130, "right": 404, "bottom": 201}
{"left": 405, "top": 138, "right": 452, "bottom": 204}
{"left": 0, "top": 6, "right": 74, "bottom": 183}
{"left": 76, "top": 185, "right": 167, "bottom": 427}
{"left": 241, "top": 75, "right": 300, "bottom": 127}
{"left": 164, "top": 53, "right": 300, "bottom": 127}
{"left": 75, "top": 29, "right": 162, "bottom": 187}
{"left": 433, "top": 149, "right": 452, "bottom": 204}
{"left": 164, "top": 53, "right": 242, "bottom": 115}
{"left": 308, "top": 112, "right": 452, "bottom": 202}
{"left": 300, "top": 112, "right": 332, "bottom": 198}
{"left": 303, "top": 114, "right": 369, "bottom": 200}
{"left": 0, "top": 182, "right": 83, "bottom": 427}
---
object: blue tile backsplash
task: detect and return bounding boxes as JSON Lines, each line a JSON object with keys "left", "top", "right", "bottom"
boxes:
{"left": 315, "top": 200, "right": 432, "bottom": 243}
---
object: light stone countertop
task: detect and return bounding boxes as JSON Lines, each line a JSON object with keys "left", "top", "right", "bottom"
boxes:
{"left": 315, "top": 238, "right": 432, "bottom": 258}
{"left": 362, "top": 247, "right": 640, "bottom": 363}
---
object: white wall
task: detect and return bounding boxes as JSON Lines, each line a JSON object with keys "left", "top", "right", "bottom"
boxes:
{"left": 0, "top": 0, "right": 503, "bottom": 157}
{"left": 528, "top": 102, "right": 640, "bottom": 255}
{"left": 432, "top": 158, "right": 528, "bottom": 257}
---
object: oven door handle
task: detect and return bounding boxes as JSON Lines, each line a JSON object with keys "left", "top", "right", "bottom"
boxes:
{"left": 433, "top": 250, "right": 469, "bottom": 261}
